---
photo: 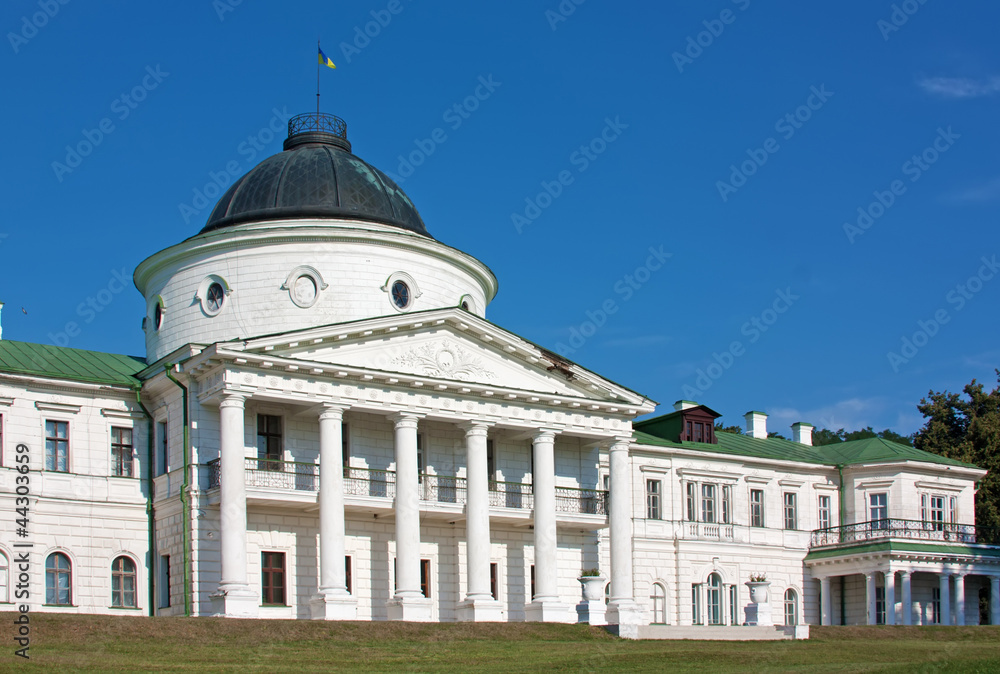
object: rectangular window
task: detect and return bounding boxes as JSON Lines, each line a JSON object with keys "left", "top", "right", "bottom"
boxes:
{"left": 686, "top": 483, "right": 697, "bottom": 521}
{"left": 930, "top": 495, "right": 945, "bottom": 531}
{"left": 417, "top": 433, "right": 424, "bottom": 483}
{"left": 701, "top": 484, "right": 717, "bottom": 523}
{"left": 345, "top": 555, "right": 352, "bottom": 594}
{"left": 685, "top": 420, "right": 693, "bottom": 439}
{"left": 261, "top": 551, "right": 286, "bottom": 605}
{"left": 691, "top": 584, "right": 702, "bottom": 625}
{"left": 487, "top": 439, "right": 496, "bottom": 488}
{"left": 111, "top": 426, "right": 134, "bottom": 477}
{"left": 875, "top": 586, "right": 885, "bottom": 625}
{"left": 932, "top": 587, "right": 941, "bottom": 624}
{"left": 157, "top": 421, "right": 168, "bottom": 476}
{"left": 342, "top": 422, "right": 350, "bottom": 476}
{"left": 783, "top": 492, "right": 797, "bottom": 530}
{"left": 530, "top": 564, "right": 535, "bottom": 600}
{"left": 45, "top": 420, "right": 69, "bottom": 472}
{"left": 256, "top": 415, "right": 282, "bottom": 469}
{"left": 646, "top": 479, "right": 661, "bottom": 520}
{"left": 490, "top": 562, "right": 499, "bottom": 600}
{"left": 420, "top": 559, "right": 431, "bottom": 598}
{"left": 693, "top": 422, "right": 703, "bottom": 443}
{"left": 722, "top": 485, "right": 731, "bottom": 524}
{"left": 158, "top": 555, "right": 170, "bottom": 609}
{"left": 818, "top": 495, "right": 831, "bottom": 530}
{"left": 750, "top": 489, "right": 764, "bottom": 527}
{"left": 870, "top": 492, "right": 888, "bottom": 529}
{"left": 948, "top": 496, "right": 957, "bottom": 524}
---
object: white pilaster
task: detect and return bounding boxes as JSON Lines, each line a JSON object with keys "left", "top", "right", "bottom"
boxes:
{"left": 311, "top": 404, "right": 357, "bottom": 620}
{"left": 211, "top": 392, "right": 258, "bottom": 617}
{"left": 884, "top": 570, "right": 895, "bottom": 625}
{"left": 820, "top": 577, "right": 832, "bottom": 626}
{"left": 524, "top": 430, "right": 569, "bottom": 623}
{"left": 865, "top": 572, "right": 877, "bottom": 625}
{"left": 605, "top": 437, "right": 642, "bottom": 638}
{"left": 386, "top": 413, "right": 431, "bottom": 621}
{"left": 954, "top": 574, "right": 965, "bottom": 626}
{"left": 456, "top": 421, "right": 503, "bottom": 622}
{"left": 900, "top": 570, "right": 912, "bottom": 626}
{"left": 939, "top": 573, "right": 951, "bottom": 625}
{"left": 990, "top": 576, "right": 1000, "bottom": 626}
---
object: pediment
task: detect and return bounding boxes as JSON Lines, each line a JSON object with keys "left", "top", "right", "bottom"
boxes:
{"left": 235, "top": 311, "right": 649, "bottom": 406}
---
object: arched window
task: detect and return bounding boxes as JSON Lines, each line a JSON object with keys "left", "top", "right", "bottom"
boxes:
{"left": 112, "top": 556, "right": 137, "bottom": 608}
{"left": 651, "top": 583, "right": 667, "bottom": 624}
{"left": 707, "top": 574, "right": 723, "bottom": 625}
{"left": 45, "top": 553, "right": 71, "bottom": 606}
{"left": 0, "top": 552, "right": 8, "bottom": 603}
{"left": 784, "top": 588, "right": 798, "bottom": 626}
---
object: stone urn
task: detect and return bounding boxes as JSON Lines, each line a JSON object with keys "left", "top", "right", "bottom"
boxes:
{"left": 578, "top": 574, "right": 607, "bottom": 601}
{"left": 746, "top": 581, "right": 770, "bottom": 604}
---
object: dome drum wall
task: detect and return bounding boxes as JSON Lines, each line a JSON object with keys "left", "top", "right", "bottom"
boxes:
{"left": 135, "top": 221, "right": 494, "bottom": 363}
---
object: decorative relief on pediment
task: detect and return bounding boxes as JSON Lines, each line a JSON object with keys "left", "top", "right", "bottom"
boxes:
{"left": 389, "top": 341, "right": 497, "bottom": 382}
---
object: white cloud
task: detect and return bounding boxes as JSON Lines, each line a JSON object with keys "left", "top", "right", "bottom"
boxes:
{"left": 766, "top": 397, "right": 884, "bottom": 433}
{"left": 945, "top": 176, "right": 1000, "bottom": 204}
{"left": 917, "top": 76, "right": 1000, "bottom": 99}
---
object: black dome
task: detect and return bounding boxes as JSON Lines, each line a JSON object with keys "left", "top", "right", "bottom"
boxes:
{"left": 200, "top": 113, "right": 429, "bottom": 237}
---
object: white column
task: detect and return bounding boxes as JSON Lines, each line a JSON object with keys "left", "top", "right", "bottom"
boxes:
{"left": 954, "top": 574, "right": 965, "bottom": 626}
{"left": 990, "top": 576, "right": 1000, "bottom": 626}
{"left": 939, "top": 573, "right": 951, "bottom": 625}
{"left": 311, "top": 404, "right": 356, "bottom": 620}
{"left": 386, "top": 413, "right": 431, "bottom": 621}
{"left": 900, "top": 571, "right": 912, "bottom": 626}
{"left": 212, "top": 392, "right": 257, "bottom": 617}
{"left": 525, "top": 430, "right": 568, "bottom": 623}
{"left": 605, "top": 437, "right": 643, "bottom": 637}
{"left": 865, "top": 572, "right": 877, "bottom": 625}
{"left": 820, "top": 577, "right": 832, "bottom": 626}
{"left": 884, "top": 570, "right": 895, "bottom": 625}
{"left": 457, "top": 421, "right": 502, "bottom": 622}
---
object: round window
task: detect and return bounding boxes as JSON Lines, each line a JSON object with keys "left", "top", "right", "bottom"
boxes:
{"left": 391, "top": 280, "right": 410, "bottom": 309}
{"left": 292, "top": 275, "right": 317, "bottom": 307}
{"left": 206, "top": 282, "right": 225, "bottom": 313}
{"left": 154, "top": 301, "right": 164, "bottom": 331}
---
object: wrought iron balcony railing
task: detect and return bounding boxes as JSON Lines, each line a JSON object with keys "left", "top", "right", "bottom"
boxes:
{"left": 204, "top": 459, "right": 607, "bottom": 515}
{"left": 810, "top": 518, "right": 983, "bottom": 548}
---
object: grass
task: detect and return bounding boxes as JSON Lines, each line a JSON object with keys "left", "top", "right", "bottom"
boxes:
{"left": 3, "top": 614, "right": 1000, "bottom": 672}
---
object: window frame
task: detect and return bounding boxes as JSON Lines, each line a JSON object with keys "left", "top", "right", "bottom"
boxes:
{"left": 345, "top": 555, "right": 352, "bottom": 594}
{"left": 0, "top": 551, "right": 8, "bottom": 603}
{"left": 0, "top": 413, "right": 4, "bottom": 467}
{"left": 870, "top": 492, "right": 888, "bottom": 530}
{"left": 158, "top": 555, "right": 170, "bottom": 609}
{"left": 701, "top": 484, "right": 717, "bottom": 524}
{"left": 750, "top": 489, "right": 764, "bottom": 527}
{"left": 256, "top": 414, "right": 284, "bottom": 470}
{"left": 783, "top": 492, "right": 798, "bottom": 530}
{"left": 110, "top": 426, "right": 134, "bottom": 478}
{"left": 156, "top": 420, "right": 168, "bottom": 476}
{"left": 818, "top": 494, "right": 832, "bottom": 530}
{"left": 707, "top": 574, "right": 722, "bottom": 625}
{"left": 111, "top": 555, "right": 138, "bottom": 609}
{"left": 685, "top": 482, "right": 697, "bottom": 521}
{"left": 261, "top": 551, "right": 287, "bottom": 606}
{"left": 45, "top": 552, "right": 72, "bottom": 606}
{"left": 784, "top": 588, "right": 798, "bottom": 626}
{"left": 420, "top": 559, "right": 431, "bottom": 598}
{"left": 721, "top": 485, "right": 732, "bottom": 524}
{"left": 44, "top": 419, "right": 69, "bottom": 473}
{"left": 646, "top": 479, "right": 662, "bottom": 520}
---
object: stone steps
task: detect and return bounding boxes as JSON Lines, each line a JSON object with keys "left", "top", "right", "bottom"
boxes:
{"left": 633, "top": 625, "right": 810, "bottom": 640}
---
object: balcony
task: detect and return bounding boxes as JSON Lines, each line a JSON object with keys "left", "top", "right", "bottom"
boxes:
{"left": 205, "top": 458, "right": 607, "bottom": 517}
{"left": 810, "top": 519, "right": 989, "bottom": 549}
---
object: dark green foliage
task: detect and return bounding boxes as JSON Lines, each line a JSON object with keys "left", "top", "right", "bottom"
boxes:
{"left": 811, "top": 426, "right": 914, "bottom": 447}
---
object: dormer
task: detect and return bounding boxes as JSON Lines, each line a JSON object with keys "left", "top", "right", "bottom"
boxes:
{"left": 634, "top": 400, "right": 722, "bottom": 444}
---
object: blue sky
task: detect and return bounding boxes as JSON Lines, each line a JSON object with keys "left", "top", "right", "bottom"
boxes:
{"left": 1, "top": 1, "right": 998, "bottom": 435}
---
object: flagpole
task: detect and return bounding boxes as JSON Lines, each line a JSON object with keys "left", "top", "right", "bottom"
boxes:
{"left": 316, "top": 38, "right": 321, "bottom": 120}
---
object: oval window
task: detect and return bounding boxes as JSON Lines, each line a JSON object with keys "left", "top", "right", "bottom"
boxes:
{"left": 391, "top": 280, "right": 410, "bottom": 309}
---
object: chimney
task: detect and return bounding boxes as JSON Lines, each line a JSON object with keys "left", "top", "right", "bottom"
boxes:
{"left": 674, "top": 400, "right": 698, "bottom": 411}
{"left": 792, "top": 422, "right": 814, "bottom": 446}
{"left": 0, "top": 301, "right": 4, "bottom": 341}
{"left": 744, "top": 410, "right": 768, "bottom": 439}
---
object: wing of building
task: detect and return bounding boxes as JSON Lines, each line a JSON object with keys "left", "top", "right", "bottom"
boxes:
{"left": 0, "top": 113, "right": 997, "bottom": 635}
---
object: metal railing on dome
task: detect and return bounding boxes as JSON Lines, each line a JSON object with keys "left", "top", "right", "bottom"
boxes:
{"left": 809, "top": 518, "right": 983, "bottom": 548}
{"left": 287, "top": 112, "right": 347, "bottom": 139}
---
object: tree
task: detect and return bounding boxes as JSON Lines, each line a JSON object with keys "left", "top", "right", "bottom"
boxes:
{"left": 767, "top": 431, "right": 787, "bottom": 440}
{"left": 811, "top": 426, "right": 914, "bottom": 447}
{"left": 914, "top": 371, "right": 1000, "bottom": 544}
{"left": 714, "top": 423, "right": 743, "bottom": 435}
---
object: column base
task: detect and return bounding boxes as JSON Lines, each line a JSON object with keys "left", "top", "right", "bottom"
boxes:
{"left": 456, "top": 597, "right": 505, "bottom": 622}
{"left": 606, "top": 599, "right": 643, "bottom": 638}
{"left": 744, "top": 603, "right": 773, "bottom": 627}
{"left": 210, "top": 585, "right": 259, "bottom": 618}
{"left": 310, "top": 590, "right": 358, "bottom": 620}
{"left": 576, "top": 599, "right": 607, "bottom": 626}
{"left": 524, "top": 598, "right": 573, "bottom": 623}
{"left": 386, "top": 595, "right": 434, "bottom": 622}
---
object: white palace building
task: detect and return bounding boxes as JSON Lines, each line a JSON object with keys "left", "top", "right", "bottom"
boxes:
{"left": 1, "top": 113, "right": 998, "bottom": 637}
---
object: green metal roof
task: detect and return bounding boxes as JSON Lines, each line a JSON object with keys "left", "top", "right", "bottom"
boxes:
{"left": 804, "top": 540, "right": 1000, "bottom": 561}
{"left": 0, "top": 340, "right": 145, "bottom": 388}
{"left": 633, "top": 423, "right": 977, "bottom": 469}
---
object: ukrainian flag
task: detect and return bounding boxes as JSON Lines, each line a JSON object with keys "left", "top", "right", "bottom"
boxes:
{"left": 318, "top": 46, "right": 336, "bottom": 69}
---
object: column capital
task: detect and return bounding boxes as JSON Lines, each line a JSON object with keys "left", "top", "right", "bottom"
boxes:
{"left": 388, "top": 412, "right": 423, "bottom": 429}
{"left": 864, "top": 571, "right": 877, "bottom": 581}
{"left": 220, "top": 392, "right": 247, "bottom": 409}
{"left": 318, "top": 403, "right": 349, "bottom": 421}
{"left": 457, "top": 420, "right": 493, "bottom": 436}
{"left": 532, "top": 428, "right": 558, "bottom": 443}
{"left": 607, "top": 436, "right": 632, "bottom": 452}
{"left": 898, "top": 569, "right": 912, "bottom": 579}
{"left": 951, "top": 571, "right": 967, "bottom": 579}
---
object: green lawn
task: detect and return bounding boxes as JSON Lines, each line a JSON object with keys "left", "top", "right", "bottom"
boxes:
{"left": 3, "top": 614, "right": 1000, "bottom": 672}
